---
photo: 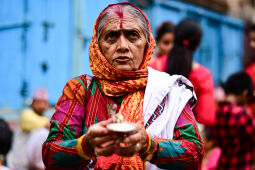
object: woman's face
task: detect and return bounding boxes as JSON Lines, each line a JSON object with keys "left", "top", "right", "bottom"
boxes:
{"left": 158, "top": 32, "right": 174, "bottom": 56}
{"left": 31, "top": 99, "right": 49, "bottom": 115}
{"left": 99, "top": 12, "right": 147, "bottom": 71}
{"left": 249, "top": 30, "right": 255, "bottom": 53}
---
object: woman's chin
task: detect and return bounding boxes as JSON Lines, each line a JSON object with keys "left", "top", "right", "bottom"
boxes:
{"left": 114, "top": 65, "right": 134, "bottom": 71}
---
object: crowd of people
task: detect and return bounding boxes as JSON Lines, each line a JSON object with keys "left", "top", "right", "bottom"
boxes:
{"left": 1, "top": 89, "right": 50, "bottom": 170}
{"left": 150, "top": 12, "right": 255, "bottom": 170}
{"left": 0, "top": 2, "right": 255, "bottom": 170}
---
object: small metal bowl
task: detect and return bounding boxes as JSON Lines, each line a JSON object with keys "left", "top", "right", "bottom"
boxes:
{"left": 107, "top": 122, "right": 136, "bottom": 133}
{"left": 107, "top": 122, "right": 136, "bottom": 143}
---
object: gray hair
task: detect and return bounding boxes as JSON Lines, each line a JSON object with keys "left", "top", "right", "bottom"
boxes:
{"left": 97, "top": 4, "right": 149, "bottom": 44}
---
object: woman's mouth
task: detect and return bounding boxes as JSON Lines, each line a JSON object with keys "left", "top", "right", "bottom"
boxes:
{"left": 115, "top": 56, "right": 130, "bottom": 63}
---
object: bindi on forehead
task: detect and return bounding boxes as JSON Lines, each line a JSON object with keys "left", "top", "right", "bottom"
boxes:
{"left": 111, "top": 5, "right": 124, "bottom": 28}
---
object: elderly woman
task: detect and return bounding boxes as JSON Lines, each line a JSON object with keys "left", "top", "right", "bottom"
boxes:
{"left": 42, "top": 2, "right": 203, "bottom": 169}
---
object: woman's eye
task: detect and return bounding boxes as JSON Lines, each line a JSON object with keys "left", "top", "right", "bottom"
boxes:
{"left": 106, "top": 32, "right": 118, "bottom": 41}
{"left": 163, "top": 41, "right": 170, "bottom": 45}
{"left": 127, "top": 31, "right": 139, "bottom": 40}
{"left": 130, "top": 32, "right": 138, "bottom": 38}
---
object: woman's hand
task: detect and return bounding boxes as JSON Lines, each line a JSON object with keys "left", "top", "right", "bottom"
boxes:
{"left": 86, "top": 119, "right": 117, "bottom": 157}
{"left": 114, "top": 123, "right": 148, "bottom": 157}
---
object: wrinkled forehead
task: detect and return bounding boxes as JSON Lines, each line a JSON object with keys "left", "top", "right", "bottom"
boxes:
{"left": 110, "top": 5, "right": 124, "bottom": 26}
{"left": 103, "top": 12, "right": 140, "bottom": 31}
{"left": 97, "top": 4, "right": 137, "bottom": 30}
{"left": 96, "top": 3, "right": 149, "bottom": 42}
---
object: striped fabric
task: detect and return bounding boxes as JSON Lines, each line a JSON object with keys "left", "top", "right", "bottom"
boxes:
{"left": 42, "top": 76, "right": 204, "bottom": 169}
{"left": 42, "top": 2, "right": 203, "bottom": 169}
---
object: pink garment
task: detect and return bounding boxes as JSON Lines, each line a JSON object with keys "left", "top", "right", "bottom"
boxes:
{"left": 149, "top": 54, "right": 168, "bottom": 72}
{"left": 202, "top": 148, "right": 222, "bottom": 170}
{"left": 188, "top": 65, "right": 216, "bottom": 126}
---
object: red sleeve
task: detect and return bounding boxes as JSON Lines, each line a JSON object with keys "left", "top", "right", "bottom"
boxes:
{"left": 245, "top": 61, "right": 255, "bottom": 90}
{"left": 189, "top": 66, "right": 216, "bottom": 126}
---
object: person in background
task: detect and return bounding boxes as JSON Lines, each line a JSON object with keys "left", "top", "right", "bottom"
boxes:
{"left": 7, "top": 88, "right": 50, "bottom": 170}
{"left": 200, "top": 126, "right": 221, "bottom": 170}
{"left": 26, "top": 127, "right": 49, "bottom": 170}
{"left": 244, "top": 24, "right": 255, "bottom": 88}
{"left": 0, "top": 119, "right": 13, "bottom": 170}
{"left": 166, "top": 18, "right": 216, "bottom": 126}
{"left": 20, "top": 88, "right": 50, "bottom": 131}
{"left": 210, "top": 72, "right": 255, "bottom": 170}
{"left": 244, "top": 24, "right": 255, "bottom": 117}
{"left": 214, "top": 85, "right": 226, "bottom": 108}
{"left": 150, "top": 21, "right": 174, "bottom": 72}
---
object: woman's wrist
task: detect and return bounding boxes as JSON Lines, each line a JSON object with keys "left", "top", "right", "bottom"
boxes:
{"left": 139, "top": 129, "right": 151, "bottom": 154}
{"left": 85, "top": 131, "right": 94, "bottom": 152}
{"left": 76, "top": 133, "right": 96, "bottom": 160}
{"left": 139, "top": 130, "right": 158, "bottom": 161}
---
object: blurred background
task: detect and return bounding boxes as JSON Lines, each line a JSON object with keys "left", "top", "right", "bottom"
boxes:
{"left": 0, "top": 0, "right": 254, "bottom": 122}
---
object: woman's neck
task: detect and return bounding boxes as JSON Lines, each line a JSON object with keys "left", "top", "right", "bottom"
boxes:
{"left": 226, "top": 94, "right": 237, "bottom": 103}
{"left": 226, "top": 94, "right": 246, "bottom": 106}
{"left": 192, "top": 61, "right": 199, "bottom": 70}
{"left": 157, "top": 52, "right": 166, "bottom": 57}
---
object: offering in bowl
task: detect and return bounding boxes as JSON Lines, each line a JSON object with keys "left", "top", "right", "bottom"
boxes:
{"left": 107, "top": 104, "right": 136, "bottom": 143}
{"left": 107, "top": 121, "right": 136, "bottom": 133}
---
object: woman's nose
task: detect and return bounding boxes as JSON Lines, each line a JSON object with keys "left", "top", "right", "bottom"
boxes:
{"left": 117, "top": 34, "right": 129, "bottom": 53}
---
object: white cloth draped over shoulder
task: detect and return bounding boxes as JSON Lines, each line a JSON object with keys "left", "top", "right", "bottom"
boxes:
{"left": 144, "top": 67, "right": 197, "bottom": 170}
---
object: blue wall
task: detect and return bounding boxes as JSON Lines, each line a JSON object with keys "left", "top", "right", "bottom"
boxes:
{"left": 0, "top": 0, "right": 244, "bottom": 109}
{"left": 0, "top": 0, "right": 72, "bottom": 109}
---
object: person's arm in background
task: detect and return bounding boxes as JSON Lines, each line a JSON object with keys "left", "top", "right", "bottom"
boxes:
{"left": 145, "top": 104, "right": 204, "bottom": 169}
{"left": 42, "top": 76, "right": 95, "bottom": 169}
{"left": 192, "top": 70, "right": 216, "bottom": 126}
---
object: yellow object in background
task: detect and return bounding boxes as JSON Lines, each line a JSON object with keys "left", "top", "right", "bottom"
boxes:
{"left": 20, "top": 109, "right": 49, "bottom": 131}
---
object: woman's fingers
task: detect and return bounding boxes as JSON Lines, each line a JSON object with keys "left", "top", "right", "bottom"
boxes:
{"left": 86, "top": 120, "right": 148, "bottom": 157}
{"left": 95, "top": 143, "right": 116, "bottom": 157}
{"left": 89, "top": 126, "right": 109, "bottom": 137}
{"left": 98, "top": 118, "right": 113, "bottom": 127}
{"left": 115, "top": 125, "right": 148, "bottom": 157}
{"left": 88, "top": 118, "right": 113, "bottom": 137}
{"left": 85, "top": 118, "right": 116, "bottom": 153}
{"left": 114, "top": 143, "right": 141, "bottom": 157}
{"left": 123, "top": 132, "right": 141, "bottom": 144}
{"left": 123, "top": 127, "right": 147, "bottom": 146}
{"left": 92, "top": 135, "right": 116, "bottom": 147}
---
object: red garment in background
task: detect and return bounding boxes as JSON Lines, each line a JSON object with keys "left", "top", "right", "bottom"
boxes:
{"left": 150, "top": 59, "right": 216, "bottom": 126}
{"left": 149, "top": 55, "right": 168, "bottom": 72}
{"left": 245, "top": 61, "right": 255, "bottom": 90}
{"left": 245, "top": 61, "right": 255, "bottom": 118}
{"left": 189, "top": 64, "right": 216, "bottom": 126}
{"left": 210, "top": 102, "right": 255, "bottom": 170}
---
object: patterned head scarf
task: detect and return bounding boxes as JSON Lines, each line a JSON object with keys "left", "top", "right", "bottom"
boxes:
{"left": 89, "top": 2, "right": 156, "bottom": 97}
